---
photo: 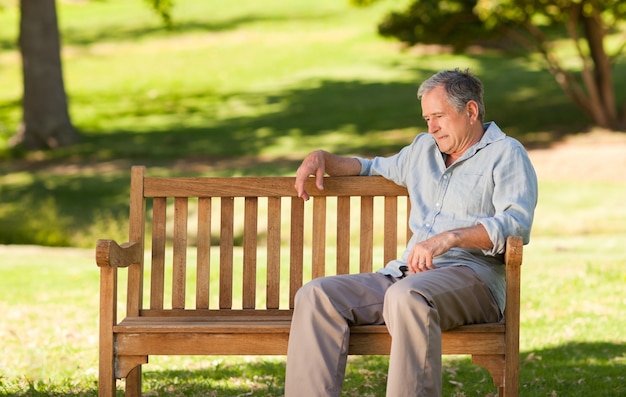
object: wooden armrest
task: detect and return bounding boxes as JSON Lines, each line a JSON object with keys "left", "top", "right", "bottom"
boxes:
{"left": 96, "top": 240, "right": 142, "bottom": 268}
{"left": 503, "top": 235, "right": 523, "bottom": 331}
{"left": 504, "top": 236, "right": 523, "bottom": 268}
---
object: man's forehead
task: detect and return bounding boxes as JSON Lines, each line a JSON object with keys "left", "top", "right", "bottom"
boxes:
{"left": 421, "top": 95, "right": 451, "bottom": 117}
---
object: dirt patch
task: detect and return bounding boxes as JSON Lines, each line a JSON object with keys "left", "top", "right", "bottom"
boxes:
{"left": 528, "top": 128, "right": 626, "bottom": 182}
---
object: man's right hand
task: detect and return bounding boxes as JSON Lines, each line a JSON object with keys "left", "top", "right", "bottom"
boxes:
{"left": 294, "top": 150, "right": 327, "bottom": 201}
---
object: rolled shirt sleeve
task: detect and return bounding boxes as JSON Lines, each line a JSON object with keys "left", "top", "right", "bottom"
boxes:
{"left": 478, "top": 143, "right": 538, "bottom": 255}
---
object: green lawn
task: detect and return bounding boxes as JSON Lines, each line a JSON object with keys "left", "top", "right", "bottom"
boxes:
{"left": 1, "top": 230, "right": 624, "bottom": 396}
{"left": 0, "top": 0, "right": 625, "bottom": 395}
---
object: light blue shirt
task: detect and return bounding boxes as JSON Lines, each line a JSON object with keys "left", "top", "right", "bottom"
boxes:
{"left": 355, "top": 122, "right": 538, "bottom": 313}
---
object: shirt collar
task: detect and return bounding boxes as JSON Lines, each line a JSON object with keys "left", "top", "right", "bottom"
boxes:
{"left": 459, "top": 121, "right": 506, "bottom": 159}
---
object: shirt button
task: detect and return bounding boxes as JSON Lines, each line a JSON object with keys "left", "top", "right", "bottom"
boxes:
{"left": 436, "top": 202, "right": 440, "bottom": 207}
{"left": 425, "top": 223, "right": 431, "bottom": 227}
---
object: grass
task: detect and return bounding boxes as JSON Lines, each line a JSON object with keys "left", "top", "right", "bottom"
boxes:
{"left": 1, "top": 232, "right": 624, "bottom": 396}
{"left": 0, "top": 0, "right": 625, "bottom": 395}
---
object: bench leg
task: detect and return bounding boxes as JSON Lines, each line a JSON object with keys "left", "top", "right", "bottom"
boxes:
{"left": 115, "top": 355, "right": 147, "bottom": 397}
{"left": 471, "top": 354, "right": 505, "bottom": 388}
{"left": 99, "top": 266, "right": 117, "bottom": 397}
{"left": 473, "top": 354, "right": 519, "bottom": 397}
{"left": 503, "top": 358, "right": 519, "bottom": 397}
{"left": 98, "top": 361, "right": 116, "bottom": 397}
{"left": 125, "top": 366, "right": 142, "bottom": 397}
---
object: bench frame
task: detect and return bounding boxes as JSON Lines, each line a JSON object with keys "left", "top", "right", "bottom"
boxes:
{"left": 96, "top": 166, "right": 522, "bottom": 396}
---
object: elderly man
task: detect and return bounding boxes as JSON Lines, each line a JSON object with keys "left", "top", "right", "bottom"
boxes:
{"left": 285, "top": 68, "right": 538, "bottom": 397}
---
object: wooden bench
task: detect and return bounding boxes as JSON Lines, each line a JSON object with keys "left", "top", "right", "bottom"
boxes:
{"left": 96, "top": 165, "right": 523, "bottom": 397}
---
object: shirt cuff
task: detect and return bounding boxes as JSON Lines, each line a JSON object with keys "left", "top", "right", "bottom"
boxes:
{"left": 354, "top": 157, "right": 372, "bottom": 176}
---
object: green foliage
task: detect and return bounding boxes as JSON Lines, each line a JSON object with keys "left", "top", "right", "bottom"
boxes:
{"left": 474, "top": 0, "right": 626, "bottom": 27}
{"left": 145, "top": 0, "right": 175, "bottom": 27}
{"left": 357, "top": 0, "right": 626, "bottom": 50}
{"left": 377, "top": 0, "right": 497, "bottom": 50}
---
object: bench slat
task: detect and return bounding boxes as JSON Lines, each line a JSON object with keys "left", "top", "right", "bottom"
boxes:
{"left": 266, "top": 197, "right": 282, "bottom": 309}
{"left": 383, "top": 196, "right": 398, "bottom": 264}
{"left": 359, "top": 196, "right": 374, "bottom": 273}
{"left": 172, "top": 197, "right": 188, "bottom": 309}
{"left": 116, "top": 333, "right": 291, "bottom": 356}
{"left": 196, "top": 197, "right": 211, "bottom": 309}
{"left": 117, "top": 315, "right": 503, "bottom": 332}
{"left": 115, "top": 313, "right": 505, "bottom": 332}
{"left": 143, "top": 176, "right": 408, "bottom": 198}
{"left": 336, "top": 196, "right": 350, "bottom": 274}
{"left": 114, "top": 321, "right": 504, "bottom": 356}
{"left": 406, "top": 198, "right": 413, "bottom": 244}
{"left": 126, "top": 166, "right": 146, "bottom": 317}
{"left": 243, "top": 197, "right": 258, "bottom": 309}
{"left": 219, "top": 197, "right": 234, "bottom": 309}
{"left": 289, "top": 197, "right": 304, "bottom": 309}
{"left": 312, "top": 196, "right": 327, "bottom": 279}
{"left": 150, "top": 197, "right": 166, "bottom": 310}
{"left": 138, "top": 309, "right": 293, "bottom": 318}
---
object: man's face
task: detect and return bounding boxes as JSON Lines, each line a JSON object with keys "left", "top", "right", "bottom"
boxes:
{"left": 421, "top": 85, "right": 476, "bottom": 157}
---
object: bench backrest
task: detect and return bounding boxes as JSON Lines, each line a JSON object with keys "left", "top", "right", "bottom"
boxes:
{"left": 123, "top": 166, "right": 412, "bottom": 318}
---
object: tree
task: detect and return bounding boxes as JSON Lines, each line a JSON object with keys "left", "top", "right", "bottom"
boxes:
{"left": 9, "top": 0, "right": 80, "bottom": 150}
{"left": 9, "top": 0, "right": 174, "bottom": 151}
{"left": 353, "top": 0, "right": 626, "bottom": 130}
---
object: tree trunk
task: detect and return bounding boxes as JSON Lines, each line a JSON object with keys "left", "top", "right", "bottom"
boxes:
{"left": 580, "top": 9, "right": 617, "bottom": 128}
{"left": 10, "top": 0, "right": 81, "bottom": 150}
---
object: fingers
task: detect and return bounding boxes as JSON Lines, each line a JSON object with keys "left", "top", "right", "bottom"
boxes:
{"left": 296, "top": 186, "right": 310, "bottom": 201}
{"left": 294, "top": 175, "right": 311, "bottom": 201}
{"left": 409, "top": 257, "right": 434, "bottom": 273}
{"left": 407, "top": 244, "right": 435, "bottom": 273}
{"left": 315, "top": 167, "right": 325, "bottom": 191}
{"left": 294, "top": 169, "right": 310, "bottom": 200}
{"left": 419, "top": 259, "right": 435, "bottom": 272}
{"left": 294, "top": 151, "right": 326, "bottom": 201}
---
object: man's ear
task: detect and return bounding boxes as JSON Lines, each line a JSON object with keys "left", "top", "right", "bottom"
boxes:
{"left": 466, "top": 101, "right": 479, "bottom": 121}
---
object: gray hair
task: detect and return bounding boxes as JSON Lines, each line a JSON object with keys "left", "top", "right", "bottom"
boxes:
{"left": 417, "top": 68, "right": 485, "bottom": 122}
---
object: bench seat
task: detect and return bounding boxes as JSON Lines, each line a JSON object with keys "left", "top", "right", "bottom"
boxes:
{"left": 115, "top": 317, "right": 504, "bottom": 354}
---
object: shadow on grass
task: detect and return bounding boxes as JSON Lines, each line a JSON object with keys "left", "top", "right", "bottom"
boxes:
{"left": 349, "top": 341, "right": 626, "bottom": 396}
{"left": 3, "top": 55, "right": 626, "bottom": 246}
{"left": 49, "top": 57, "right": 594, "bottom": 165}
{"left": 0, "top": 57, "right": 598, "bottom": 246}
{"left": 62, "top": 11, "right": 336, "bottom": 50}
{"left": 517, "top": 341, "right": 626, "bottom": 396}
{"left": 0, "top": 170, "right": 147, "bottom": 247}
{"left": 0, "top": 2, "right": 336, "bottom": 52}
{"left": 8, "top": 52, "right": 626, "bottom": 169}
{"left": 0, "top": 342, "right": 621, "bottom": 396}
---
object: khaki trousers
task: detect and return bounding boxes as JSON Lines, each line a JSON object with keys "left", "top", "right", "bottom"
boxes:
{"left": 284, "top": 266, "right": 501, "bottom": 397}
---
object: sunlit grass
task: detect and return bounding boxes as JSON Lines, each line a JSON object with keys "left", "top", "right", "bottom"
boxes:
{"left": 532, "top": 181, "right": 626, "bottom": 236}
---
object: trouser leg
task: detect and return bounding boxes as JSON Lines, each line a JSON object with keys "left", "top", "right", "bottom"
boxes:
{"left": 384, "top": 266, "right": 501, "bottom": 397}
{"left": 285, "top": 273, "right": 393, "bottom": 397}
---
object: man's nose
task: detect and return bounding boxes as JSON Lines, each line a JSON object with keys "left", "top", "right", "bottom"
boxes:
{"left": 428, "top": 120, "right": 439, "bottom": 133}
